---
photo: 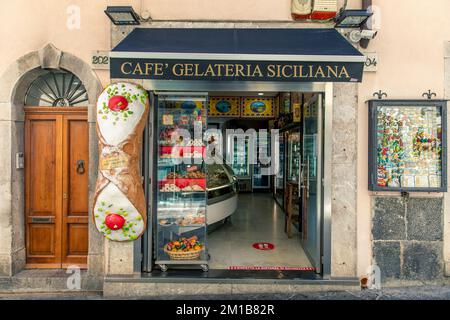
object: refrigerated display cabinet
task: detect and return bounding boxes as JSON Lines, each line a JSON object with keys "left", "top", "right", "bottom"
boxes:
{"left": 274, "top": 133, "right": 286, "bottom": 208}
{"left": 228, "top": 134, "right": 253, "bottom": 192}
{"left": 287, "top": 129, "right": 301, "bottom": 184}
{"left": 253, "top": 132, "right": 271, "bottom": 189}
{"left": 207, "top": 157, "right": 238, "bottom": 225}
{"left": 155, "top": 95, "right": 208, "bottom": 271}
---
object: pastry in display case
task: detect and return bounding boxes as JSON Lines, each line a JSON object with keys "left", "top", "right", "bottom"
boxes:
{"left": 207, "top": 161, "right": 233, "bottom": 189}
{"left": 155, "top": 95, "right": 208, "bottom": 272}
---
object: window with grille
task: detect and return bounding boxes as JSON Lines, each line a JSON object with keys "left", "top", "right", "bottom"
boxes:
{"left": 25, "top": 70, "right": 88, "bottom": 107}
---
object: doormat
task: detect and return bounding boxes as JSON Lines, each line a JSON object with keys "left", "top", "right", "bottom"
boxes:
{"left": 252, "top": 242, "right": 275, "bottom": 250}
{"left": 228, "top": 266, "right": 316, "bottom": 271}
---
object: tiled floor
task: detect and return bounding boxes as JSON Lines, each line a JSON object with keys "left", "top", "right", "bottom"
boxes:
{"left": 208, "top": 193, "right": 312, "bottom": 269}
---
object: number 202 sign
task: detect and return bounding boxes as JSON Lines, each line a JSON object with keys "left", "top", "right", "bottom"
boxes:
{"left": 364, "top": 52, "right": 378, "bottom": 72}
{"left": 91, "top": 51, "right": 110, "bottom": 70}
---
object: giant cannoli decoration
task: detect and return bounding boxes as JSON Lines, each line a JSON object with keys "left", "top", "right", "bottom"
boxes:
{"left": 93, "top": 82, "right": 149, "bottom": 241}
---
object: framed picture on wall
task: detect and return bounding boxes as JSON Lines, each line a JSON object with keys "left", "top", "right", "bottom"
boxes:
{"left": 368, "top": 99, "right": 447, "bottom": 192}
{"left": 208, "top": 97, "right": 240, "bottom": 117}
{"left": 241, "top": 97, "right": 275, "bottom": 118}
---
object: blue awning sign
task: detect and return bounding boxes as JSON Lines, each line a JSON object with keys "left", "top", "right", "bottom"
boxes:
{"left": 110, "top": 28, "right": 365, "bottom": 83}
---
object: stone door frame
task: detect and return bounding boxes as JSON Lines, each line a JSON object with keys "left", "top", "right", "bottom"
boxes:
{"left": 0, "top": 44, "right": 103, "bottom": 276}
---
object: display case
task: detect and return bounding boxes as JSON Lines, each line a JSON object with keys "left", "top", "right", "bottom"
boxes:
{"left": 207, "top": 158, "right": 238, "bottom": 225}
{"left": 230, "top": 136, "right": 251, "bottom": 177}
{"left": 227, "top": 134, "right": 253, "bottom": 192}
{"left": 368, "top": 100, "right": 447, "bottom": 192}
{"left": 253, "top": 132, "right": 271, "bottom": 189}
{"left": 274, "top": 133, "right": 285, "bottom": 207}
{"left": 207, "top": 160, "right": 235, "bottom": 190}
{"left": 155, "top": 95, "right": 208, "bottom": 271}
{"left": 287, "top": 129, "right": 301, "bottom": 184}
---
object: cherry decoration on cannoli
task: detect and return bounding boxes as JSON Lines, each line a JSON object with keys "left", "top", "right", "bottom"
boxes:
{"left": 108, "top": 95, "right": 129, "bottom": 111}
{"left": 105, "top": 213, "right": 126, "bottom": 231}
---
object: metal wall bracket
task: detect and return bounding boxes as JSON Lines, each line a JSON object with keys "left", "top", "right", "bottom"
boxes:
{"left": 422, "top": 90, "right": 437, "bottom": 100}
{"left": 373, "top": 90, "right": 387, "bottom": 99}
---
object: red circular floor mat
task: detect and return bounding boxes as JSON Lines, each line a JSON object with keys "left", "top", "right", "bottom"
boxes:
{"left": 252, "top": 242, "right": 275, "bottom": 250}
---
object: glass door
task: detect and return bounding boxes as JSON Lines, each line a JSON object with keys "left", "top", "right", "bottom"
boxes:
{"left": 301, "top": 94, "right": 323, "bottom": 274}
{"left": 154, "top": 93, "right": 209, "bottom": 272}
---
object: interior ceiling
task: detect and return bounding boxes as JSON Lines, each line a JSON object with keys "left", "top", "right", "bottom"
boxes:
{"left": 208, "top": 91, "right": 279, "bottom": 97}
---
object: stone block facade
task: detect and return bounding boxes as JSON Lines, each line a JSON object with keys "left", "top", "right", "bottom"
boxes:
{"left": 372, "top": 197, "right": 444, "bottom": 281}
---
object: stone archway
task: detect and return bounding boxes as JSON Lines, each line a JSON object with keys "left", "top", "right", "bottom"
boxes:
{"left": 0, "top": 44, "right": 103, "bottom": 276}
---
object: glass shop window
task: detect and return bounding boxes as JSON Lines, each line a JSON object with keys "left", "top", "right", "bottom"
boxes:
{"left": 368, "top": 100, "right": 447, "bottom": 192}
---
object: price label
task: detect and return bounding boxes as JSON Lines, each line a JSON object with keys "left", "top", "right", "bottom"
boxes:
{"left": 364, "top": 52, "right": 378, "bottom": 72}
{"left": 91, "top": 51, "right": 110, "bottom": 70}
{"left": 100, "top": 155, "right": 128, "bottom": 170}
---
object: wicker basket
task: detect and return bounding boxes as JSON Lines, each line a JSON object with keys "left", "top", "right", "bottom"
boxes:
{"left": 164, "top": 247, "right": 203, "bottom": 260}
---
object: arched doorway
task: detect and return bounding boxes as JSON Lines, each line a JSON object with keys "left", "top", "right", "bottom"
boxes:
{"left": 0, "top": 44, "right": 103, "bottom": 275}
{"left": 24, "top": 69, "right": 89, "bottom": 268}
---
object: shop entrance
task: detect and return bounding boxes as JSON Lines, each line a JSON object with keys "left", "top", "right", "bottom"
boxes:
{"left": 110, "top": 27, "right": 364, "bottom": 279}
{"left": 143, "top": 86, "right": 330, "bottom": 277}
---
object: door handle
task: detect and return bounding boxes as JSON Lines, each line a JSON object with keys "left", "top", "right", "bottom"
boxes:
{"left": 300, "top": 157, "right": 310, "bottom": 197}
{"left": 76, "top": 160, "right": 85, "bottom": 174}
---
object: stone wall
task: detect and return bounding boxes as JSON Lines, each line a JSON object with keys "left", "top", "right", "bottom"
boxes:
{"left": 372, "top": 196, "right": 444, "bottom": 281}
{"left": 331, "top": 83, "right": 358, "bottom": 278}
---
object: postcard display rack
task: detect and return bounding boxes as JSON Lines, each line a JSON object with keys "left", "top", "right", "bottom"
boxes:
{"left": 368, "top": 100, "right": 447, "bottom": 192}
{"left": 156, "top": 96, "right": 209, "bottom": 272}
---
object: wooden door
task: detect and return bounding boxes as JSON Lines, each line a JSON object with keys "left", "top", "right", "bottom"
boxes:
{"left": 25, "top": 108, "right": 88, "bottom": 268}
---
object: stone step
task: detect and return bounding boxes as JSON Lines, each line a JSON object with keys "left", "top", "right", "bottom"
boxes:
{"left": 0, "top": 269, "right": 102, "bottom": 293}
{"left": 104, "top": 276, "right": 361, "bottom": 297}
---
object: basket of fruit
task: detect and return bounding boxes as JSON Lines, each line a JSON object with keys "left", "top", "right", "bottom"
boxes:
{"left": 164, "top": 236, "right": 204, "bottom": 260}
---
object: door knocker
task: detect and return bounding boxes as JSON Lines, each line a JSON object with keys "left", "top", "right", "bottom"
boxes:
{"left": 76, "top": 160, "right": 86, "bottom": 174}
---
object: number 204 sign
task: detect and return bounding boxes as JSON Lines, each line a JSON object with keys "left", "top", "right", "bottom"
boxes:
{"left": 91, "top": 51, "right": 110, "bottom": 70}
{"left": 364, "top": 52, "right": 378, "bottom": 72}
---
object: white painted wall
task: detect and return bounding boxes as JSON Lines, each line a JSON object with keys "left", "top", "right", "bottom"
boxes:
{"left": 0, "top": 0, "right": 360, "bottom": 84}
{"left": 357, "top": 0, "right": 450, "bottom": 277}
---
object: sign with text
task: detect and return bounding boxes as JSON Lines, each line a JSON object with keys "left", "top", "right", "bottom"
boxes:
{"left": 91, "top": 51, "right": 110, "bottom": 70}
{"left": 364, "top": 52, "right": 378, "bottom": 72}
{"left": 110, "top": 58, "right": 364, "bottom": 82}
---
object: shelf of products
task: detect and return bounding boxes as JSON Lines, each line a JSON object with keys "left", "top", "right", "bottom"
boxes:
{"left": 287, "top": 130, "right": 301, "bottom": 184}
{"left": 369, "top": 100, "right": 447, "bottom": 192}
{"left": 155, "top": 96, "right": 208, "bottom": 271}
